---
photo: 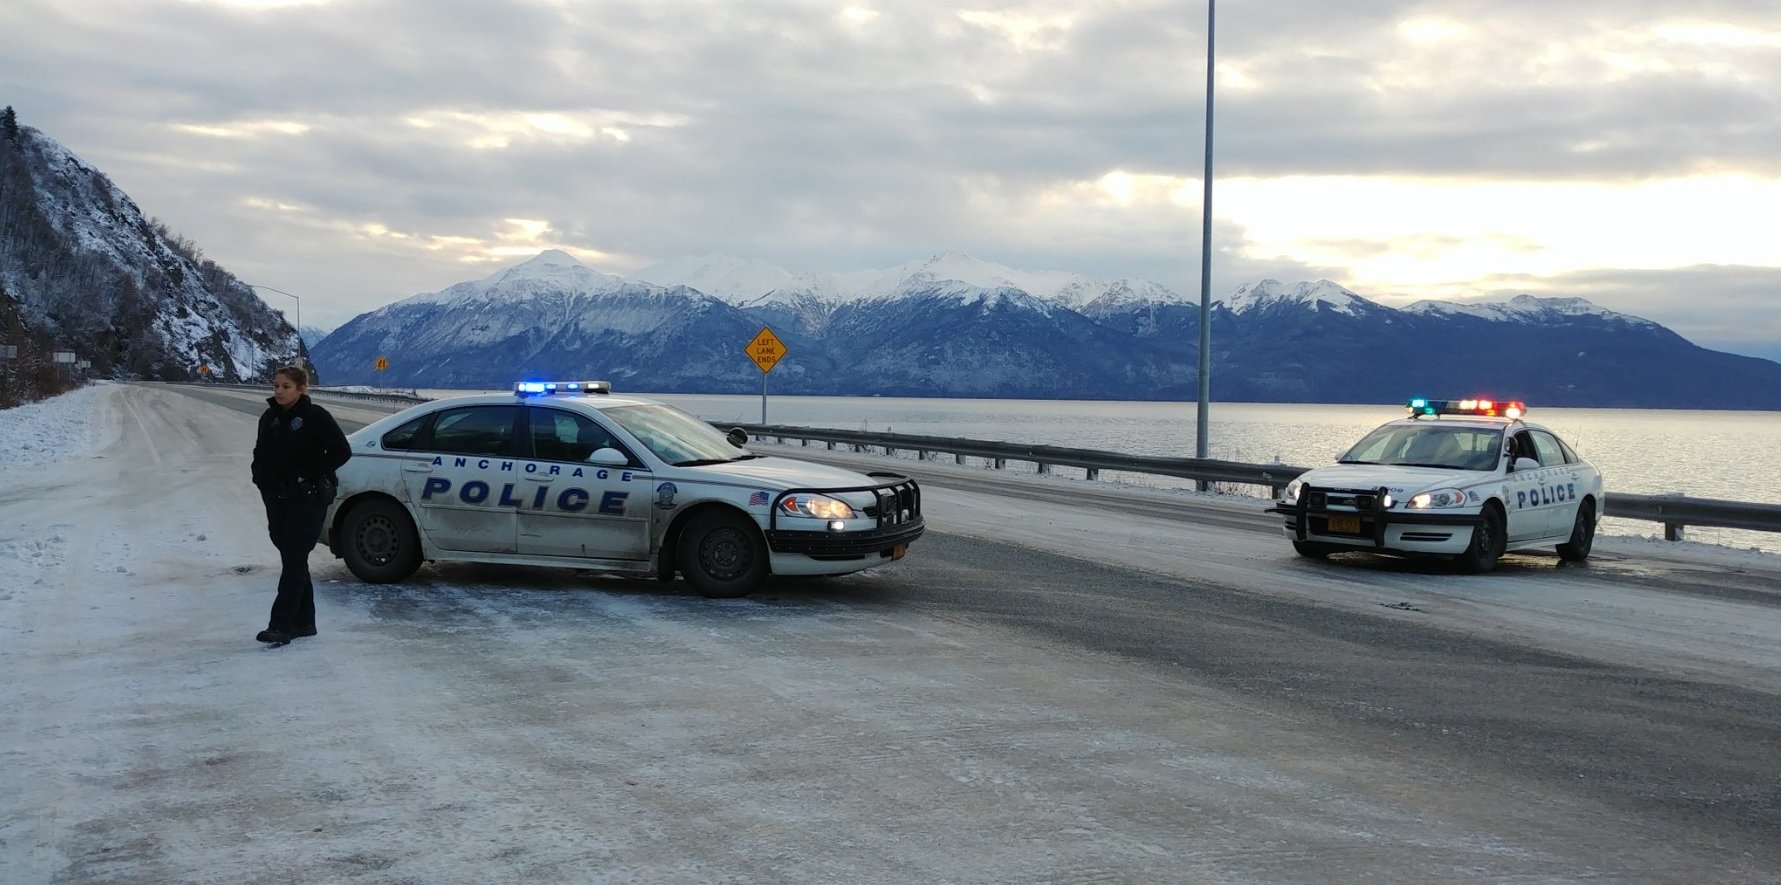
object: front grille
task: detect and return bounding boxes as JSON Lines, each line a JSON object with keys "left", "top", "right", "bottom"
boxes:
{"left": 1308, "top": 487, "right": 1383, "bottom": 511}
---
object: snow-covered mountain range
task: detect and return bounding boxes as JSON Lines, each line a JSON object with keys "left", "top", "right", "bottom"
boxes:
{"left": 313, "top": 250, "right": 1781, "bottom": 409}
{"left": 6, "top": 114, "right": 1774, "bottom": 407}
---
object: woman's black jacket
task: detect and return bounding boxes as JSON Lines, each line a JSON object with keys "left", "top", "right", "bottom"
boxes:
{"left": 251, "top": 394, "right": 352, "bottom": 499}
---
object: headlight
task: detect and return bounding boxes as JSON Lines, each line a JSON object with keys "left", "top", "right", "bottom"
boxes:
{"left": 1283, "top": 479, "right": 1303, "bottom": 505}
{"left": 778, "top": 494, "right": 856, "bottom": 520}
{"left": 1405, "top": 488, "right": 1468, "bottom": 509}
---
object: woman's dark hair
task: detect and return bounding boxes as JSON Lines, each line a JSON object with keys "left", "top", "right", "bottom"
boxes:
{"left": 274, "top": 365, "right": 310, "bottom": 388}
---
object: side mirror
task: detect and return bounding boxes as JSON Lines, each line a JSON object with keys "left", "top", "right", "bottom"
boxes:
{"left": 727, "top": 427, "right": 749, "bottom": 447}
{"left": 1512, "top": 456, "right": 1540, "bottom": 473}
{"left": 587, "top": 447, "right": 630, "bottom": 467}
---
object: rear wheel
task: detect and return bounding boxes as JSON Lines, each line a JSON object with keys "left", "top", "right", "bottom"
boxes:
{"left": 677, "top": 510, "right": 767, "bottom": 599}
{"left": 340, "top": 498, "right": 422, "bottom": 583}
{"left": 1557, "top": 500, "right": 1596, "bottom": 562}
{"left": 1458, "top": 503, "right": 1506, "bottom": 573}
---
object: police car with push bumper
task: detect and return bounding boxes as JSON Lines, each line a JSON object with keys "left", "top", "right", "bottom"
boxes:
{"left": 321, "top": 381, "right": 924, "bottom": 598}
{"left": 1267, "top": 398, "right": 1603, "bottom": 572}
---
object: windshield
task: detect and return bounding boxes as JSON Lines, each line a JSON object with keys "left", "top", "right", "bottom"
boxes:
{"left": 601, "top": 403, "right": 752, "bottom": 465}
{"left": 1338, "top": 424, "right": 1503, "bottom": 471}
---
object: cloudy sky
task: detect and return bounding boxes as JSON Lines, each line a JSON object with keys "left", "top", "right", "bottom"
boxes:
{"left": 4, "top": 0, "right": 1778, "bottom": 360}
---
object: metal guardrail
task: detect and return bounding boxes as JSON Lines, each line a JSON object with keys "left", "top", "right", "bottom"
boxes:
{"left": 733, "top": 423, "right": 1299, "bottom": 491}
{"left": 312, "top": 388, "right": 429, "bottom": 405}
{"left": 730, "top": 423, "right": 1781, "bottom": 542}
{"left": 1605, "top": 492, "right": 1781, "bottom": 541}
{"left": 199, "top": 382, "right": 429, "bottom": 405}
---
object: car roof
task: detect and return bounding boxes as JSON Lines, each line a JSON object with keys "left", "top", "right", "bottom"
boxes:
{"left": 1376, "top": 415, "right": 1554, "bottom": 434}
{"left": 413, "top": 392, "right": 664, "bottom": 411}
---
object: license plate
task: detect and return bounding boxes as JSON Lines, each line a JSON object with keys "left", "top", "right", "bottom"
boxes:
{"left": 891, "top": 544, "right": 907, "bottom": 560}
{"left": 1326, "top": 514, "right": 1362, "bottom": 534}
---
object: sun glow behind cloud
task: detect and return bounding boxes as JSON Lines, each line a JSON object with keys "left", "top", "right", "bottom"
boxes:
{"left": 181, "top": 0, "right": 332, "bottom": 7}
{"left": 404, "top": 110, "right": 682, "bottom": 149}
{"left": 173, "top": 120, "right": 309, "bottom": 138}
{"left": 955, "top": 9, "right": 1074, "bottom": 51}
{"left": 1014, "top": 168, "right": 1780, "bottom": 300}
{"left": 1220, "top": 174, "right": 1781, "bottom": 290}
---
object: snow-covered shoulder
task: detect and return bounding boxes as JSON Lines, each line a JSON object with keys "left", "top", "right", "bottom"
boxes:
{"left": 0, "top": 383, "right": 107, "bottom": 468}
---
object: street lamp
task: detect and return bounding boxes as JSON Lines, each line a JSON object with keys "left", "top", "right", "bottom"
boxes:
{"left": 248, "top": 284, "right": 310, "bottom": 367}
{"left": 1195, "top": 0, "right": 1217, "bottom": 483}
{"left": 248, "top": 283, "right": 301, "bottom": 333}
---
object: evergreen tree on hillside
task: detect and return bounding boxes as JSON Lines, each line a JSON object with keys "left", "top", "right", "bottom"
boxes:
{"left": 1, "top": 106, "right": 18, "bottom": 142}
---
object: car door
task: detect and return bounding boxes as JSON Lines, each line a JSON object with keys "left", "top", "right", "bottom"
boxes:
{"left": 1529, "top": 429, "right": 1580, "bottom": 537}
{"left": 1503, "top": 430, "right": 1551, "bottom": 541}
{"left": 516, "top": 406, "right": 653, "bottom": 561}
{"left": 402, "top": 405, "right": 522, "bottom": 554}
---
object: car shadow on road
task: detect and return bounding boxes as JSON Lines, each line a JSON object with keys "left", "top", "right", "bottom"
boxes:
{"left": 312, "top": 559, "right": 911, "bottom": 633}
{"left": 1315, "top": 551, "right": 1580, "bottom": 576}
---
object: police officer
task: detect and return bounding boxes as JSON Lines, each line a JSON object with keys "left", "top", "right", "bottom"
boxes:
{"left": 250, "top": 365, "right": 351, "bottom": 646}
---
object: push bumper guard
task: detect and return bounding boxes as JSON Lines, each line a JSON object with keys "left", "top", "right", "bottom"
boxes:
{"left": 765, "top": 473, "right": 925, "bottom": 557}
{"left": 1266, "top": 485, "right": 1481, "bottom": 547}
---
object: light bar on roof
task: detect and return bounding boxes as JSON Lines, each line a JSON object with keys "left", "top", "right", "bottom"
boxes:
{"left": 513, "top": 380, "right": 613, "bottom": 397}
{"left": 1407, "top": 397, "right": 1525, "bottom": 419}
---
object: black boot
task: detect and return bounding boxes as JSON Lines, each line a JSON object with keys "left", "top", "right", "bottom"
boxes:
{"left": 256, "top": 629, "right": 292, "bottom": 646}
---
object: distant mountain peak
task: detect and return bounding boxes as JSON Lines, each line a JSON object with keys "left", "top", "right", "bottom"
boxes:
{"left": 518, "top": 248, "right": 583, "bottom": 267}
{"left": 1220, "top": 279, "right": 1373, "bottom": 316}
{"left": 634, "top": 253, "right": 797, "bottom": 303}
{"left": 1404, "top": 293, "right": 1657, "bottom": 327}
{"left": 492, "top": 248, "right": 607, "bottom": 281}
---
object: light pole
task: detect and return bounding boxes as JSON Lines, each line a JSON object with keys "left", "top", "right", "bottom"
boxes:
{"left": 248, "top": 283, "right": 301, "bottom": 333}
{"left": 1195, "top": 0, "right": 1217, "bottom": 483}
{"left": 248, "top": 283, "right": 311, "bottom": 380}
{"left": 248, "top": 283, "right": 306, "bottom": 357}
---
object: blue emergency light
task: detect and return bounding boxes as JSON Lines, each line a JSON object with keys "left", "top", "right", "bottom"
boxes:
{"left": 513, "top": 380, "right": 613, "bottom": 397}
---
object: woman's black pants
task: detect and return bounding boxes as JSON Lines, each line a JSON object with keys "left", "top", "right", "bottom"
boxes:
{"left": 263, "top": 491, "right": 327, "bottom": 634}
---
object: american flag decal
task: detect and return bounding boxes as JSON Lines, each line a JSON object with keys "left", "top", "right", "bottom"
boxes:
{"left": 748, "top": 491, "right": 771, "bottom": 506}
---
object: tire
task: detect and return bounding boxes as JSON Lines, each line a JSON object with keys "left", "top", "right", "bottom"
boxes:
{"left": 1292, "top": 541, "right": 1331, "bottom": 559}
{"left": 1557, "top": 500, "right": 1596, "bottom": 563}
{"left": 677, "top": 510, "right": 767, "bottom": 599}
{"left": 340, "top": 498, "right": 423, "bottom": 584}
{"left": 1457, "top": 503, "right": 1505, "bottom": 574}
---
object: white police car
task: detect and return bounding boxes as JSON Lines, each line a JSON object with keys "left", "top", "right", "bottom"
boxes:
{"left": 1267, "top": 398, "right": 1603, "bottom": 572}
{"left": 321, "top": 381, "right": 923, "bottom": 598}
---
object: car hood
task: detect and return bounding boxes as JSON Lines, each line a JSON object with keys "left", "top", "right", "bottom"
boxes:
{"left": 683, "top": 456, "right": 896, "bottom": 490}
{"left": 1295, "top": 464, "right": 1497, "bottom": 495}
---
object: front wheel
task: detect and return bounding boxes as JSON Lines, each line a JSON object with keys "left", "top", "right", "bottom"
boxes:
{"left": 1292, "top": 540, "right": 1332, "bottom": 559}
{"left": 677, "top": 510, "right": 768, "bottom": 599}
{"left": 1557, "top": 500, "right": 1596, "bottom": 562}
{"left": 340, "top": 498, "right": 422, "bottom": 583}
{"left": 1457, "top": 504, "right": 1505, "bottom": 574}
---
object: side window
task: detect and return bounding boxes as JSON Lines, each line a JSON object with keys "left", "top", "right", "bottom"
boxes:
{"left": 428, "top": 406, "right": 519, "bottom": 457}
{"left": 380, "top": 415, "right": 430, "bottom": 451}
{"left": 527, "top": 408, "right": 625, "bottom": 463}
{"left": 1556, "top": 437, "right": 1581, "bottom": 465}
{"left": 1509, "top": 431, "right": 1538, "bottom": 464}
{"left": 1529, "top": 430, "right": 1567, "bottom": 467}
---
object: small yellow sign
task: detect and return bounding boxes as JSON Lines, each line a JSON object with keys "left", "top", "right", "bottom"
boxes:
{"left": 746, "top": 326, "right": 787, "bottom": 374}
{"left": 198, "top": 363, "right": 210, "bottom": 375}
{"left": 375, "top": 356, "right": 389, "bottom": 371}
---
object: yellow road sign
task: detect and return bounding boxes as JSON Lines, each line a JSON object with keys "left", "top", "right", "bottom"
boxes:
{"left": 375, "top": 356, "right": 389, "bottom": 371}
{"left": 746, "top": 326, "right": 787, "bottom": 374}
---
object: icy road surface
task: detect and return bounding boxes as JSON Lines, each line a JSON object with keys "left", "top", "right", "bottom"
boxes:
{"left": 3, "top": 383, "right": 1779, "bottom": 884}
